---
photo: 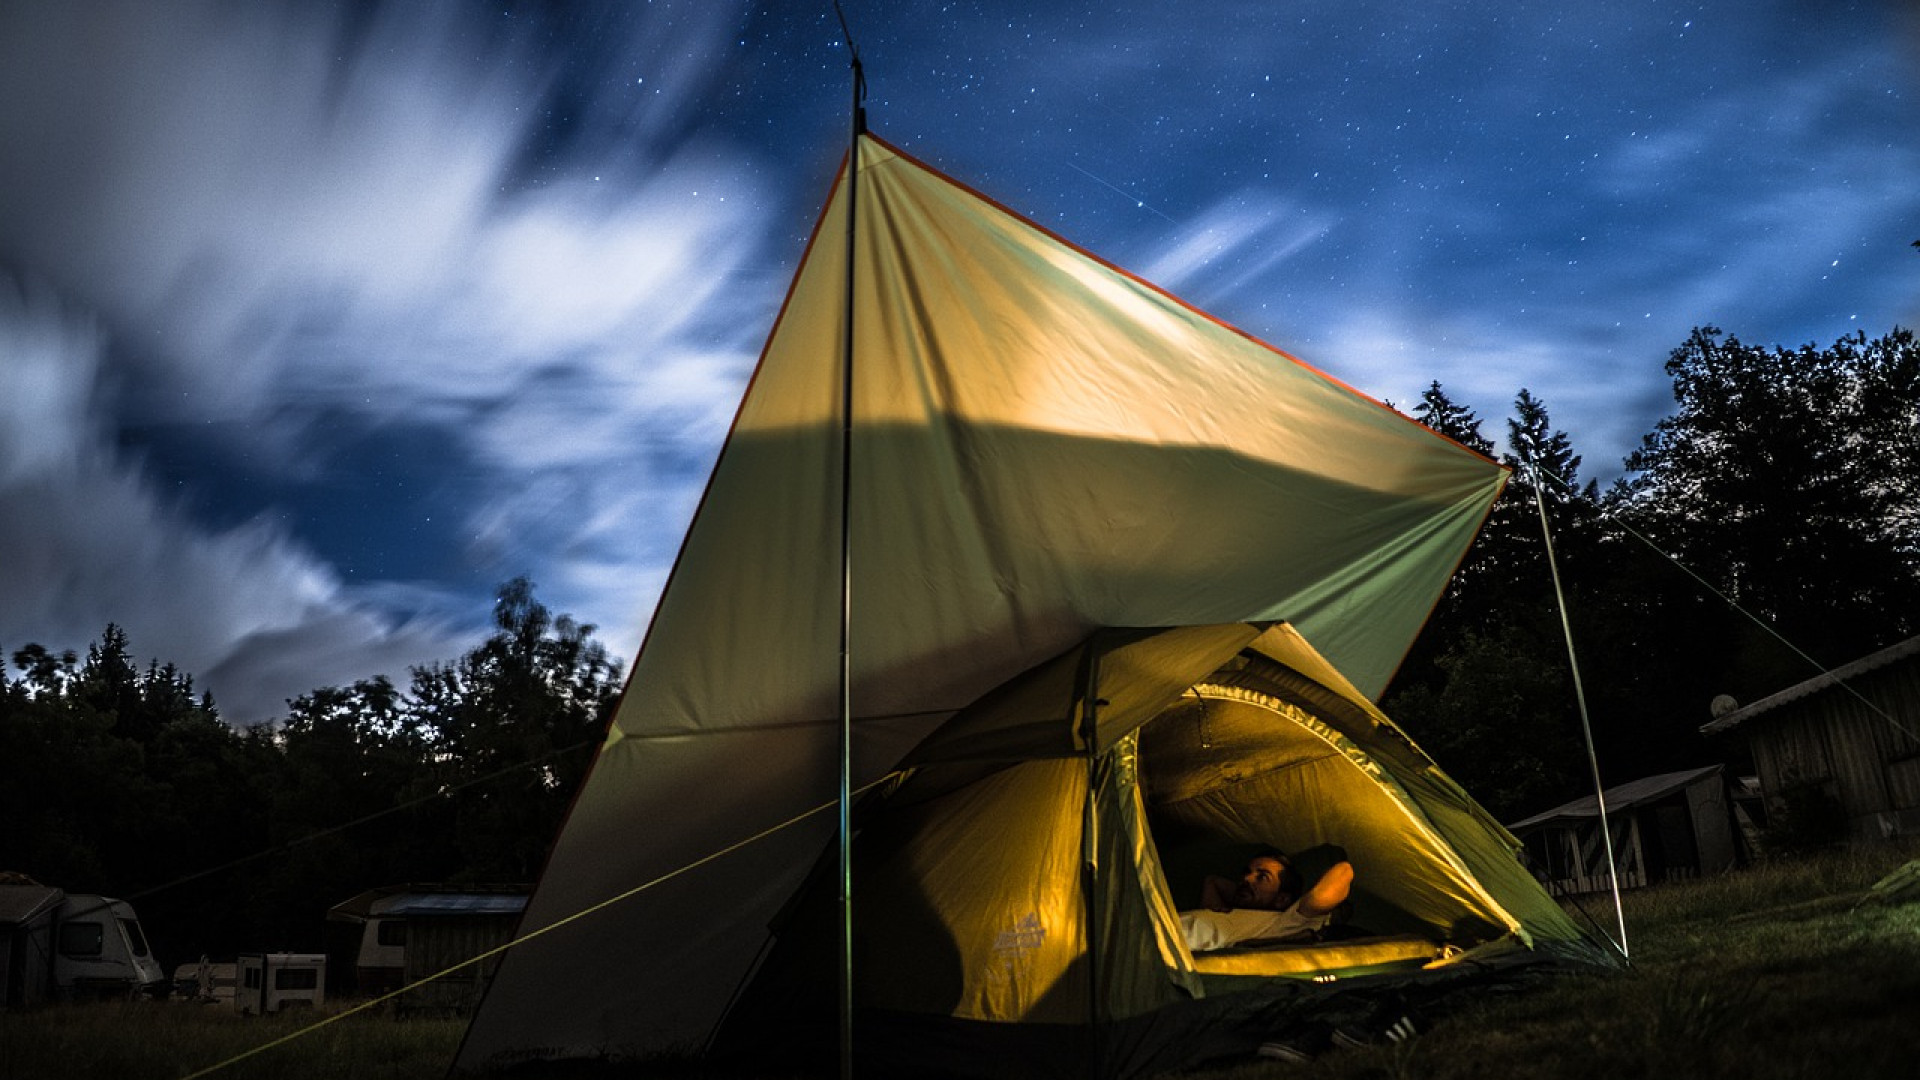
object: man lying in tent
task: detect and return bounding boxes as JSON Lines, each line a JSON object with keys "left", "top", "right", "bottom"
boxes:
{"left": 1179, "top": 852, "right": 1355, "bottom": 952}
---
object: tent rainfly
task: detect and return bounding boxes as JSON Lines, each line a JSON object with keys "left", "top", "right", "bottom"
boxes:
{"left": 454, "top": 135, "right": 1619, "bottom": 1078}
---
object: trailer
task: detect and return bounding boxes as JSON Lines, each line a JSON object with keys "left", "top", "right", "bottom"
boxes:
{"left": 235, "top": 953, "right": 326, "bottom": 1014}
{"left": 1, "top": 878, "right": 167, "bottom": 1006}
{"left": 172, "top": 958, "right": 238, "bottom": 1005}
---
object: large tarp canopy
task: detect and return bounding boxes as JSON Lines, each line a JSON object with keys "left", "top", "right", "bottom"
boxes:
{"left": 456, "top": 134, "right": 1508, "bottom": 1068}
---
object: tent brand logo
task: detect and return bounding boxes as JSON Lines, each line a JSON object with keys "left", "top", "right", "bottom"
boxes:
{"left": 992, "top": 912, "right": 1046, "bottom": 953}
{"left": 988, "top": 912, "right": 1047, "bottom": 985}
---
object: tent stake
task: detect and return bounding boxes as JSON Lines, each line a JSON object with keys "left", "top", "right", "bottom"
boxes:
{"left": 832, "top": 5, "right": 867, "bottom": 1076}
{"left": 1527, "top": 458, "right": 1630, "bottom": 960}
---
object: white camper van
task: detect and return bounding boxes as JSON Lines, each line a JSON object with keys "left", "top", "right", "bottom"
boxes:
{"left": 0, "top": 881, "right": 167, "bottom": 1005}
{"left": 234, "top": 953, "right": 326, "bottom": 1014}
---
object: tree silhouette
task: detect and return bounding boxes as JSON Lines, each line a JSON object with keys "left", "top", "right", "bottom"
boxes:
{"left": 1620, "top": 327, "right": 1920, "bottom": 676}
{"left": 0, "top": 579, "right": 622, "bottom": 964}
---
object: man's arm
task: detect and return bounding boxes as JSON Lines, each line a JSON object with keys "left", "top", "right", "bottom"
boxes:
{"left": 1296, "top": 861, "right": 1354, "bottom": 919}
{"left": 1200, "top": 875, "right": 1238, "bottom": 912}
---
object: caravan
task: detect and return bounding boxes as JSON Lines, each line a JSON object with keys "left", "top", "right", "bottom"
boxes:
{"left": 234, "top": 953, "right": 326, "bottom": 1014}
{"left": 1, "top": 879, "right": 167, "bottom": 1006}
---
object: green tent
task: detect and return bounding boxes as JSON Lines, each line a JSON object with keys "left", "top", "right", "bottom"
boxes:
{"left": 707, "top": 622, "right": 1613, "bottom": 1076}
{"left": 455, "top": 135, "right": 1616, "bottom": 1077}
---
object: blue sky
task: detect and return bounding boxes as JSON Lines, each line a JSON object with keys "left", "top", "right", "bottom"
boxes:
{"left": 1, "top": 0, "right": 1915, "bottom": 725}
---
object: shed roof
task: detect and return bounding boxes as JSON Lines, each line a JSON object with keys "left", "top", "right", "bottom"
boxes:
{"left": 328, "top": 884, "right": 529, "bottom": 923}
{"left": 1509, "top": 764, "right": 1725, "bottom": 831}
{"left": 1701, "top": 634, "right": 1920, "bottom": 735}
{"left": 372, "top": 892, "right": 528, "bottom": 918}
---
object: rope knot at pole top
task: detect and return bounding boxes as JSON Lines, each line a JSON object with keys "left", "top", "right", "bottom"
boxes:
{"left": 833, "top": 0, "right": 868, "bottom": 133}
{"left": 832, "top": 4, "right": 867, "bottom": 76}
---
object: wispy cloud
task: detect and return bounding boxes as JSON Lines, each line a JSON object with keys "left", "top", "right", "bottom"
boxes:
{"left": 0, "top": 282, "right": 465, "bottom": 722}
{"left": 1, "top": 0, "right": 1915, "bottom": 723}
{"left": 0, "top": 0, "right": 778, "bottom": 717}
{"left": 1137, "top": 191, "right": 1338, "bottom": 307}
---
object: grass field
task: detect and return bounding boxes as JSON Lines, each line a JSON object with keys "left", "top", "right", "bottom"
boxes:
{"left": 1186, "top": 840, "right": 1920, "bottom": 1080}
{"left": 0, "top": 998, "right": 465, "bottom": 1080}
{"left": 4, "top": 842, "right": 1917, "bottom": 1080}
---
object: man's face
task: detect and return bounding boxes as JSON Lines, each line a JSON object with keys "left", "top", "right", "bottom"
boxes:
{"left": 1235, "top": 856, "right": 1287, "bottom": 908}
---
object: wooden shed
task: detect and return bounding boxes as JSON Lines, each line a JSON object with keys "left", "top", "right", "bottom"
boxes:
{"left": 327, "top": 885, "right": 528, "bottom": 1015}
{"left": 1509, "top": 765, "right": 1742, "bottom": 895}
{"left": 1702, "top": 634, "right": 1920, "bottom": 842}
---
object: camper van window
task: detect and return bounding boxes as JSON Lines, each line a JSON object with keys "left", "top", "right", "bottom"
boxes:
{"left": 377, "top": 919, "right": 407, "bottom": 947}
{"left": 119, "top": 917, "right": 151, "bottom": 958}
{"left": 276, "top": 967, "right": 320, "bottom": 991}
{"left": 59, "top": 921, "right": 104, "bottom": 958}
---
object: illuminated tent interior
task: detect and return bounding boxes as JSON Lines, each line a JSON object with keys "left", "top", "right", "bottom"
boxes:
{"left": 455, "top": 135, "right": 1617, "bottom": 1078}
{"left": 706, "top": 622, "right": 1612, "bottom": 1077}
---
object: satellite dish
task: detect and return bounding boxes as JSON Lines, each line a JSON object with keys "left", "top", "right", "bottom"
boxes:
{"left": 1710, "top": 694, "right": 1740, "bottom": 719}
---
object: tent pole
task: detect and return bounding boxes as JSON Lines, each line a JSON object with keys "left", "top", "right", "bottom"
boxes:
{"left": 1527, "top": 458, "right": 1630, "bottom": 960}
{"left": 1076, "top": 648, "right": 1105, "bottom": 1080}
{"left": 832, "top": 6, "right": 867, "bottom": 1076}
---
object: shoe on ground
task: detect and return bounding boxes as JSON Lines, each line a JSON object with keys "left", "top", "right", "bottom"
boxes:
{"left": 1257, "top": 1020, "right": 1332, "bottom": 1063}
{"left": 1330, "top": 1009, "right": 1421, "bottom": 1050}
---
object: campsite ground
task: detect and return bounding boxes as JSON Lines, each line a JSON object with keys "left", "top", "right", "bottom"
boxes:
{"left": 1190, "top": 839, "right": 1920, "bottom": 1080}
{"left": 4, "top": 841, "right": 1917, "bottom": 1080}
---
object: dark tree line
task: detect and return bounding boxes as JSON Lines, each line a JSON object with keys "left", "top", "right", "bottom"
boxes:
{"left": 1385, "top": 326, "right": 1920, "bottom": 820}
{"left": 2, "top": 327, "right": 1915, "bottom": 967}
{"left": 0, "top": 578, "right": 621, "bottom": 966}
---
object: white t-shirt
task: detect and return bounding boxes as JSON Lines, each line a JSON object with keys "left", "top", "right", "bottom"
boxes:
{"left": 1179, "top": 903, "right": 1331, "bottom": 952}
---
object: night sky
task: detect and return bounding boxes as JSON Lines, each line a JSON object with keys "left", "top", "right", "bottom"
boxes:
{"left": 1, "top": 0, "right": 1915, "bottom": 726}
